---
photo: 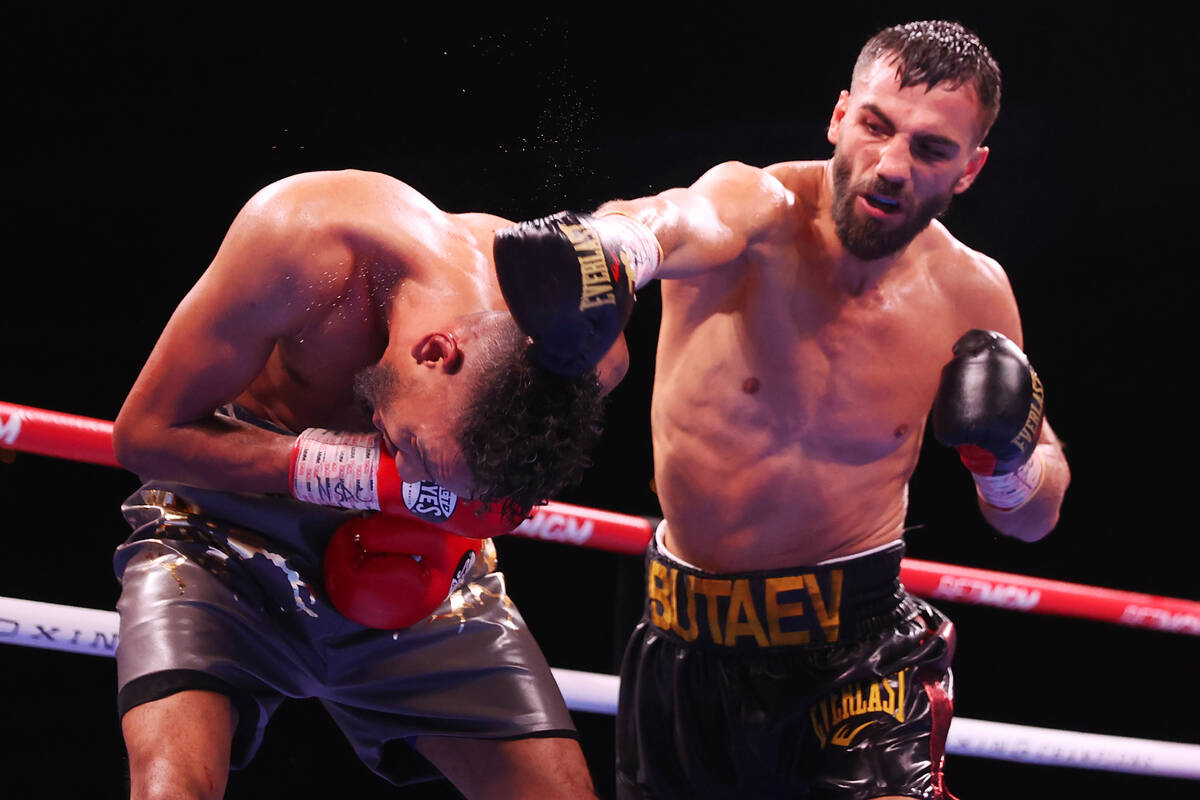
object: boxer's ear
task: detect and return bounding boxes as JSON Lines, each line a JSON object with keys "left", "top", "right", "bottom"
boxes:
{"left": 954, "top": 146, "right": 989, "bottom": 194}
{"left": 827, "top": 90, "right": 851, "bottom": 145}
{"left": 412, "top": 332, "right": 463, "bottom": 374}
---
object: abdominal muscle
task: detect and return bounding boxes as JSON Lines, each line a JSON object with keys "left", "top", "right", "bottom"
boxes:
{"left": 651, "top": 280, "right": 937, "bottom": 573}
{"left": 652, "top": 410, "right": 915, "bottom": 572}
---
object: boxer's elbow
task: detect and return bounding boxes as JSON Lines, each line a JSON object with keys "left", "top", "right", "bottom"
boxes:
{"left": 1001, "top": 512, "right": 1058, "bottom": 543}
{"left": 986, "top": 448, "right": 1070, "bottom": 542}
{"left": 981, "top": 494, "right": 1062, "bottom": 542}
{"left": 112, "top": 407, "right": 164, "bottom": 478}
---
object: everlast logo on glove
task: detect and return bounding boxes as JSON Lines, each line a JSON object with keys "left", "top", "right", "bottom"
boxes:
{"left": 556, "top": 220, "right": 618, "bottom": 310}
{"left": 493, "top": 210, "right": 643, "bottom": 375}
{"left": 1011, "top": 371, "right": 1044, "bottom": 454}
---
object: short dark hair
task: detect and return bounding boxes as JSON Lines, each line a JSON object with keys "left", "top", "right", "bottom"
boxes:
{"left": 458, "top": 329, "right": 605, "bottom": 526}
{"left": 854, "top": 20, "right": 1002, "bottom": 142}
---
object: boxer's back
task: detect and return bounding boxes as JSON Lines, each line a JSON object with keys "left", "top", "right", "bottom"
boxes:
{"left": 227, "top": 171, "right": 509, "bottom": 433}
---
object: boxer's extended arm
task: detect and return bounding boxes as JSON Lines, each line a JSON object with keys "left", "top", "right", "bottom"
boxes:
{"left": 596, "top": 160, "right": 792, "bottom": 280}
{"left": 113, "top": 178, "right": 355, "bottom": 493}
{"left": 492, "top": 162, "right": 788, "bottom": 373}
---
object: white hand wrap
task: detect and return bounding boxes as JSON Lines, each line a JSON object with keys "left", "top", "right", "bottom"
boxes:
{"left": 290, "top": 428, "right": 382, "bottom": 510}
{"left": 973, "top": 451, "right": 1045, "bottom": 511}
{"left": 596, "top": 212, "right": 664, "bottom": 288}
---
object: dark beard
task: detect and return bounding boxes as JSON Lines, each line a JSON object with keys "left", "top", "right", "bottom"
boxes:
{"left": 352, "top": 361, "right": 406, "bottom": 414}
{"left": 830, "top": 150, "right": 954, "bottom": 260}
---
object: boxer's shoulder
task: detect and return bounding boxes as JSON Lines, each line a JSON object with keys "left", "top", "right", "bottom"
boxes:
{"left": 226, "top": 170, "right": 470, "bottom": 290}
{"left": 918, "top": 224, "right": 1020, "bottom": 338}
{"left": 762, "top": 160, "right": 825, "bottom": 206}
{"left": 763, "top": 159, "right": 825, "bottom": 189}
{"left": 246, "top": 170, "right": 447, "bottom": 240}
{"left": 699, "top": 159, "right": 799, "bottom": 208}
{"left": 917, "top": 223, "right": 1002, "bottom": 288}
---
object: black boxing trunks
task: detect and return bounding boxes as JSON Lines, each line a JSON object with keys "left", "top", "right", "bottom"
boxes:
{"left": 616, "top": 527, "right": 956, "bottom": 800}
{"left": 113, "top": 406, "right": 576, "bottom": 786}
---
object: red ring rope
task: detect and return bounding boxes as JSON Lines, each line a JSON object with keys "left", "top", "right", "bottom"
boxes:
{"left": 3, "top": 400, "right": 1197, "bottom": 636}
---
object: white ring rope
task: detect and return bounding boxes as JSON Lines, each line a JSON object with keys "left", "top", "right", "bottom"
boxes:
{"left": 3, "top": 596, "right": 1197, "bottom": 780}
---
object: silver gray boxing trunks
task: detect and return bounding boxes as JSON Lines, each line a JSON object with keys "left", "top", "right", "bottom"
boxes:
{"left": 113, "top": 411, "right": 576, "bottom": 785}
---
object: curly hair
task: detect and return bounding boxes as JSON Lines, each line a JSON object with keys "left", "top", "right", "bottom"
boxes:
{"left": 457, "top": 318, "right": 606, "bottom": 526}
{"left": 854, "top": 20, "right": 1002, "bottom": 142}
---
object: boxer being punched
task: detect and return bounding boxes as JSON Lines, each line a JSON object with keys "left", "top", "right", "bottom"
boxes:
{"left": 493, "top": 20, "right": 1070, "bottom": 799}
{"left": 111, "top": 170, "right": 630, "bottom": 799}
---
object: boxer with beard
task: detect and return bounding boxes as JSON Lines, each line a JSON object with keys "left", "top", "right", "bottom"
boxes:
{"left": 111, "top": 169, "right": 634, "bottom": 799}
{"left": 492, "top": 20, "right": 1071, "bottom": 799}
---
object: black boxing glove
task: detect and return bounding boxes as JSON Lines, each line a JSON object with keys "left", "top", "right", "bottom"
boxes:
{"left": 493, "top": 211, "right": 661, "bottom": 375}
{"left": 931, "top": 329, "right": 1046, "bottom": 509}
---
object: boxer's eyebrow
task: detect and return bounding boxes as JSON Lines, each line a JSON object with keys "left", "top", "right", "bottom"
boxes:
{"left": 861, "top": 102, "right": 961, "bottom": 155}
{"left": 860, "top": 103, "right": 896, "bottom": 133}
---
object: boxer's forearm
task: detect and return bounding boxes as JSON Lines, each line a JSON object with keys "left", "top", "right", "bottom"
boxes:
{"left": 595, "top": 162, "right": 786, "bottom": 281}
{"left": 113, "top": 412, "right": 294, "bottom": 494}
{"left": 598, "top": 191, "right": 745, "bottom": 280}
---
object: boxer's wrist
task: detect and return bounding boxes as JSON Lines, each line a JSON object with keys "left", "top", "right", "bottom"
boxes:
{"left": 290, "top": 428, "right": 382, "bottom": 510}
{"left": 594, "top": 212, "right": 664, "bottom": 288}
{"left": 973, "top": 450, "right": 1045, "bottom": 511}
{"left": 289, "top": 430, "right": 518, "bottom": 537}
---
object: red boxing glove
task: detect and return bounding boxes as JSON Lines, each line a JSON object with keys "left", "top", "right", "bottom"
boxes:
{"left": 323, "top": 513, "right": 483, "bottom": 629}
{"left": 288, "top": 428, "right": 514, "bottom": 537}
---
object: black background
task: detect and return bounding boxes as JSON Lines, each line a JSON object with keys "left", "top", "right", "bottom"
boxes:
{"left": 2, "top": 4, "right": 1197, "bottom": 798}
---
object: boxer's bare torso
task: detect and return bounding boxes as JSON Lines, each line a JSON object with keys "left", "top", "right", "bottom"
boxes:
{"left": 117, "top": 170, "right": 510, "bottom": 492}
{"left": 117, "top": 169, "right": 626, "bottom": 497}
{"left": 208, "top": 171, "right": 512, "bottom": 433}
{"left": 115, "top": 169, "right": 608, "bottom": 799}
{"left": 649, "top": 160, "right": 1021, "bottom": 571}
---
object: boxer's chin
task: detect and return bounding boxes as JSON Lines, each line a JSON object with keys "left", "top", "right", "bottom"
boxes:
{"left": 832, "top": 192, "right": 953, "bottom": 261}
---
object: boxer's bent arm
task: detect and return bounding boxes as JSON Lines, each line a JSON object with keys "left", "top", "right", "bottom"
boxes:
{"left": 978, "top": 419, "right": 1070, "bottom": 542}
{"left": 114, "top": 182, "right": 354, "bottom": 493}
{"left": 948, "top": 255, "right": 1069, "bottom": 540}
{"left": 597, "top": 161, "right": 791, "bottom": 281}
